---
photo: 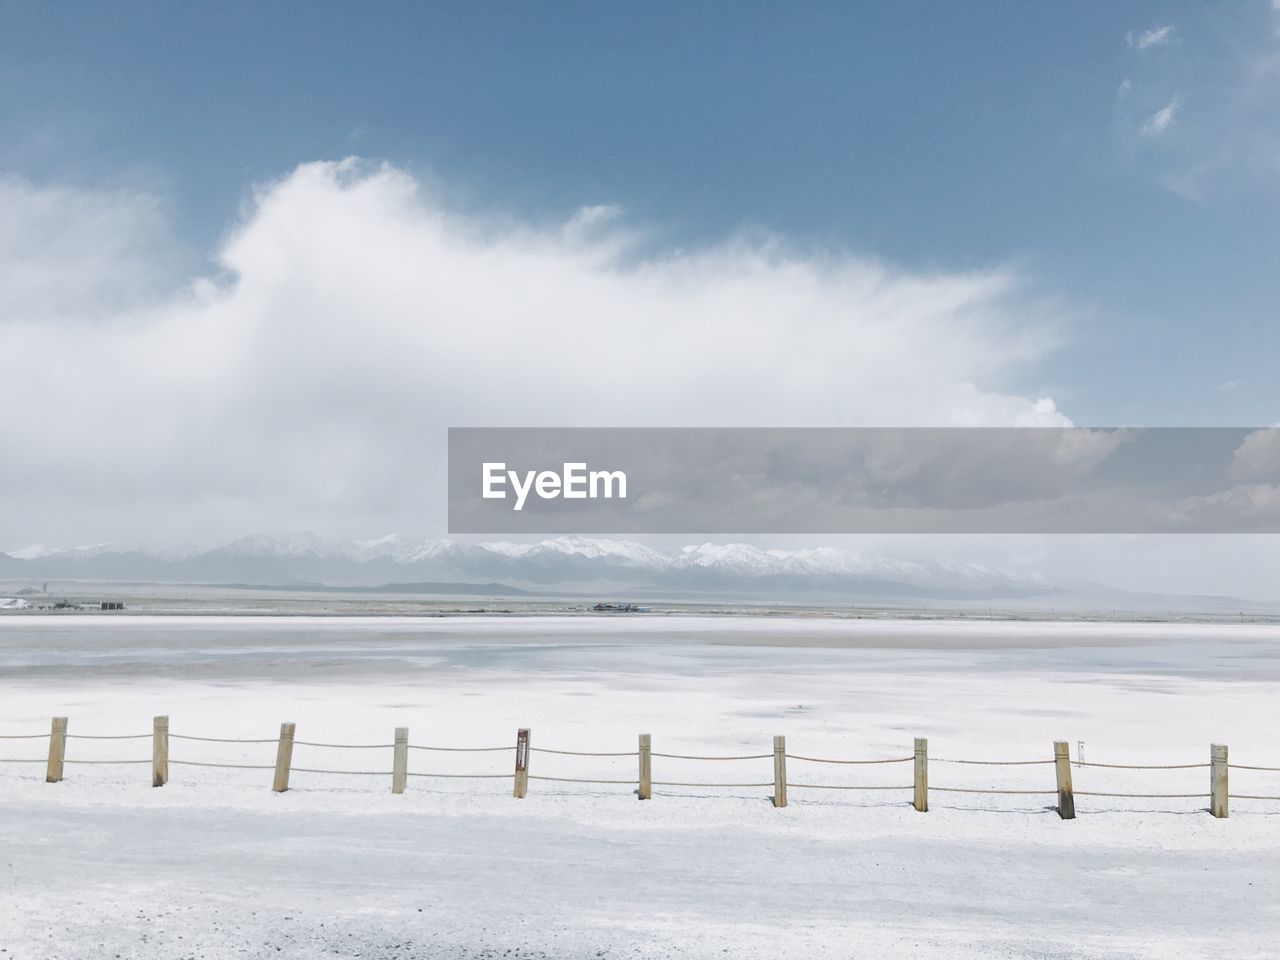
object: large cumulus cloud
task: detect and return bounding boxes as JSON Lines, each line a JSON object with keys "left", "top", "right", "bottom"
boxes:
{"left": 0, "top": 159, "right": 1068, "bottom": 545}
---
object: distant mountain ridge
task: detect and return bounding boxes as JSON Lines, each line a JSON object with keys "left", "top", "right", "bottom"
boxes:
{"left": 0, "top": 533, "right": 1075, "bottom": 601}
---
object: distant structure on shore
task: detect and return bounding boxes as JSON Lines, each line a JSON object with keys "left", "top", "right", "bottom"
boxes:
{"left": 0, "top": 598, "right": 127, "bottom": 612}
{"left": 592, "top": 602, "right": 648, "bottom": 613}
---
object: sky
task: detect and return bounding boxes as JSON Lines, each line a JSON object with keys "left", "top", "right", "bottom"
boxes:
{"left": 2, "top": 1, "right": 1279, "bottom": 597}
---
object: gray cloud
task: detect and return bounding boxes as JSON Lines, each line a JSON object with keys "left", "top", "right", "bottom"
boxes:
{"left": 1230, "top": 427, "right": 1280, "bottom": 482}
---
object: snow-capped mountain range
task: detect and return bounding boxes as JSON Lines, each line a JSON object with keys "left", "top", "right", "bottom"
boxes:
{"left": 0, "top": 533, "right": 1074, "bottom": 600}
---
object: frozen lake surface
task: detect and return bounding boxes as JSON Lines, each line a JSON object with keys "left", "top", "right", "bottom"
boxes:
{"left": 1, "top": 615, "right": 1279, "bottom": 958}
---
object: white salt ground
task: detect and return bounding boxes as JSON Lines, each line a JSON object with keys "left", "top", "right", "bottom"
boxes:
{"left": 0, "top": 614, "right": 1278, "bottom": 958}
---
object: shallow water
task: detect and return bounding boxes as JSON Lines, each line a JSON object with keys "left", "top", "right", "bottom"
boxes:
{"left": 2, "top": 613, "right": 1278, "bottom": 682}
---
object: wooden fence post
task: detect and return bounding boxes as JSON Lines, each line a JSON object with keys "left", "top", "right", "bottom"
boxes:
{"left": 513, "top": 728, "right": 530, "bottom": 798}
{"left": 773, "top": 735, "right": 787, "bottom": 808}
{"left": 1211, "top": 743, "right": 1228, "bottom": 819}
{"left": 392, "top": 726, "right": 408, "bottom": 795}
{"left": 152, "top": 715, "right": 169, "bottom": 787}
{"left": 1054, "top": 740, "right": 1075, "bottom": 820}
{"left": 913, "top": 737, "right": 928, "bottom": 812}
{"left": 273, "top": 722, "right": 295, "bottom": 793}
{"left": 638, "top": 733, "right": 652, "bottom": 800}
{"left": 46, "top": 716, "right": 67, "bottom": 783}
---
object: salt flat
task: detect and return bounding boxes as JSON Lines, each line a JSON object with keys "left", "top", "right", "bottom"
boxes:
{"left": 1, "top": 614, "right": 1278, "bottom": 958}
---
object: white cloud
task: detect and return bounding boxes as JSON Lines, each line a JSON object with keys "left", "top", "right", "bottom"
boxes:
{"left": 1129, "top": 24, "right": 1176, "bottom": 51}
{"left": 0, "top": 178, "right": 176, "bottom": 321}
{"left": 0, "top": 160, "right": 1069, "bottom": 545}
{"left": 1116, "top": 6, "right": 1280, "bottom": 200}
{"left": 1141, "top": 97, "right": 1180, "bottom": 136}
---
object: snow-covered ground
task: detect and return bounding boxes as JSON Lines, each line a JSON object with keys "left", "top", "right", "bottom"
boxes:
{"left": 2, "top": 615, "right": 1279, "bottom": 958}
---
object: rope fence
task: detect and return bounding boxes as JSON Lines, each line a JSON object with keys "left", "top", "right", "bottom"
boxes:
{"left": 932, "top": 758, "right": 1052, "bottom": 766}
{"left": 790, "top": 783, "right": 913, "bottom": 791}
{"left": 2, "top": 715, "right": 1276, "bottom": 819}
{"left": 1075, "top": 791, "right": 1207, "bottom": 799}
{"left": 533, "top": 747, "right": 638, "bottom": 758}
{"left": 405, "top": 772, "right": 512, "bottom": 780}
{"left": 786, "top": 754, "right": 912, "bottom": 765}
{"left": 293, "top": 740, "right": 394, "bottom": 749}
{"left": 1075, "top": 761, "right": 1209, "bottom": 770}
{"left": 931, "top": 787, "right": 1055, "bottom": 795}
{"left": 407, "top": 744, "right": 513, "bottom": 753}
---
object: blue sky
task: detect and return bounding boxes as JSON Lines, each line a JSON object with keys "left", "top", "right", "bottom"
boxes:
{"left": 3, "top": 1, "right": 1277, "bottom": 427}
{"left": 3, "top": 1, "right": 1280, "bottom": 602}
